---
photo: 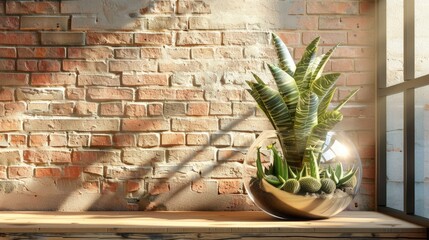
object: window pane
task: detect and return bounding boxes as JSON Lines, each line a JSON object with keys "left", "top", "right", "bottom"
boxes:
{"left": 386, "top": 93, "right": 404, "bottom": 211}
{"left": 386, "top": 0, "right": 404, "bottom": 87}
{"left": 415, "top": 86, "right": 429, "bottom": 218}
{"left": 415, "top": 0, "right": 429, "bottom": 78}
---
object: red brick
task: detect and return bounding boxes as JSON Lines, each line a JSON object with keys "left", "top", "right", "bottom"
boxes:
{"left": 218, "top": 180, "right": 242, "bottom": 194}
{"left": 346, "top": 72, "right": 374, "bottom": 86}
{"left": 17, "top": 47, "right": 66, "bottom": 58}
{"left": 35, "top": 167, "right": 61, "bottom": 178}
{"left": 360, "top": 1, "right": 375, "bottom": 15}
{"left": 68, "top": 47, "right": 113, "bottom": 59}
{"left": 148, "top": 182, "right": 170, "bottom": 195}
{"left": 68, "top": 133, "right": 90, "bottom": 147}
{"left": 9, "top": 134, "right": 26, "bottom": 147}
{"left": 38, "top": 60, "right": 61, "bottom": 72}
{"left": 137, "top": 89, "right": 175, "bottom": 101}
{"left": 307, "top": 1, "right": 359, "bottom": 15}
{"left": 78, "top": 74, "right": 120, "bottom": 86}
{"left": 100, "top": 102, "right": 123, "bottom": 116}
{"left": 24, "top": 119, "right": 119, "bottom": 132}
{"left": 50, "top": 102, "right": 74, "bottom": 116}
{"left": 161, "top": 133, "right": 185, "bottom": 146}
{"left": 17, "top": 60, "right": 38, "bottom": 72}
{"left": 191, "top": 179, "right": 208, "bottom": 193}
{"left": 210, "top": 102, "right": 232, "bottom": 115}
{"left": 148, "top": 103, "right": 163, "bottom": 116}
{"left": 49, "top": 133, "right": 67, "bottom": 147}
{"left": 331, "top": 59, "right": 354, "bottom": 72}
{"left": 66, "top": 88, "right": 85, "bottom": 100}
{"left": 319, "top": 16, "right": 374, "bottom": 30}
{"left": 122, "top": 74, "right": 169, "bottom": 86}
{"left": 172, "top": 118, "right": 218, "bottom": 131}
{"left": 4, "top": 102, "right": 25, "bottom": 116}
{"left": 63, "top": 166, "right": 81, "bottom": 179}
{"left": 176, "top": 32, "right": 221, "bottom": 46}
{"left": 102, "top": 181, "right": 118, "bottom": 193}
{"left": 6, "top": 1, "right": 59, "bottom": 14}
{"left": 0, "top": 73, "right": 29, "bottom": 86}
{"left": 82, "top": 181, "right": 99, "bottom": 193}
{"left": 0, "top": 32, "right": 38, "bottom": 45}
{"left": 0, "top": 16, "right": 19, "bottom": 30}
{"left": 186, "top": 133, "right": 209, "bottom": 146}
{"left": 122, "top": 119, "right": 169, "bottom": 132}
{"left": 72, "top": 150, "right": 121, "bottom": 164}
{"left": 0, "top": 166, "right": 6, "bottom": 179}
{"left": 87, "top": 88, "right": 133, "bottom": 101}
{"left": 176, "top": 89, "right": 204, "bottom": 100}
{"left": 114, "top": 48, "right": 140, "bottom": 59}
{"left": 0, "top": 89, "right": 14, "bottom": 101}
{"left": 87, "top": 32, "right": 133, "bottom": 45}
{"left": 0, "top": 119, "right": 22, "bottom": 131}
{"left": 137, "top": 133, "right": 159, "bottom": 147}
{"left": 125, "top": 103, "right": 146, "bottom": 117}
{"left": 348, "top": 31, "right": 374, "bottom": 45}
{"left": 0, "top": 47, "right": 16, "bottom": 58}
{"left": 83, "top": 166, "right": 104, "bottom": 176}
{"left": 63, "top": 60, "right": 108, "bottom": 72}
{"left": 187, "top": 102, "right": 209, "bottom": 116}
{"left": 0, "top": 59, "right": 14, "bottom": 71}
{"left": 74, "top": 102, "right": 98, "bottom": 116}
{"left": 135, "top": 33, "right": 172, "bottom": 45}
{"left": 8, "top": 166, "right": 33, "bottom": 179}
{"left": 141, "top": 47, "right": 162, "bottom": 59}
{"left": 109, "top": 60, "right": 157, "bottom": 72}
{"left": 91, "top": 135, "right": 112, "bottom": 147}
{"left": 126, "top": 180, "right": 141, "bottom": 193}
{"left": 29, "top": 134, "right": 49, "bottom": 147}
{"left": 303, "top": 32, "right": 347, "bottom": 45}
{"left": 218, "top": 149, "right": 244, "bottom": 162}
{"left": 113, "top": 134, "right": 135, "bottom": 147}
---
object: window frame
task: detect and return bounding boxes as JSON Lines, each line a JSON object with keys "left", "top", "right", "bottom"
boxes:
{"left": 377, "top": 0, "right": 429, "bottom": 227}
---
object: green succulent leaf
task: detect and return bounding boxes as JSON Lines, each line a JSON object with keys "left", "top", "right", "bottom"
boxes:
{"left": 338, "top": 167, "right": 358, "bottom": 186}
{"left": 246, "top": 80, "right": 275, "bottom": 127}
{"left": 329, "top": 165, "right": 339, "bottom": 184}
{"left": 311, "top": 73, "right": 341, "bottom": 100}
{"left": 289, "top": 166, "right": 298, "bottom": 179}
{"left": 334, "top": 88, "right": 360, "bottom": 111}
{"left": 272, "top": 33, "right": 296, "bottom": 76}
{"left": 318, "top": 86, "right": 337, "bottom": 119}
{"left": 264, "top": 175, "right": 282, "bottom": 186}
{"left": 295, "top": 91, "right": 319, "bottom": 152}
{"left": 312, "top": 45, "right": 339, "bottom": 81}
{"left": 294, "top": 37, "right": 320, "bottom": 92}
{"left": 308, "top": 150, "right": 320, "bottom": 180}
{"left": 335, "top": 163, "right": 344, "bottom": 179}
{"left": 256, "top": 147, "right": 264, "bottom": 179}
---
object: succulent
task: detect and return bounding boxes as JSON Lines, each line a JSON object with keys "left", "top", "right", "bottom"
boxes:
{"left": 320, "top": 178, "right": 336, "bottom": 194}
{"left": 283, "top": 179, "right": 300, "bottom": 194}
{"left": 250, "top": 33, "right": 359, "bottom": 195}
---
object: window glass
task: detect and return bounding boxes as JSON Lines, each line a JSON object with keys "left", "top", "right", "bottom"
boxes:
{"left": 415, "top": 0, "right": 429, "bottom": 78}
{"left": 386, "top": 93, "right": 404, "bottom": 211}
{"left": 386, "top": 0, "right": 404, "bottom": 87}
{"left": 415, "top": 86, "right": 429, "bottom": 218}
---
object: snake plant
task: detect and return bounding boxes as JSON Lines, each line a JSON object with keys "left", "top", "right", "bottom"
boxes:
{"left": 247, "top": 33, "right": 359, "bottom": 194}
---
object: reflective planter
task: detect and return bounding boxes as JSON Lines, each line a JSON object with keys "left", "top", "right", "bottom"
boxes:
{"left": 244, "top": 130, "right": 362, "bottom": 219}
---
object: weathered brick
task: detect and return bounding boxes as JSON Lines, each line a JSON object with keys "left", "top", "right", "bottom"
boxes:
{"left": 223, "top": 32, "right": 270, "bottom": 45}
{"left": 319, "top": 16, "right": 374, "bottom": 30}
{"left": 165, "top": 47, "right": 190, "bottom": 59}
{"left": 331, "top": 59, "right": 354, "bottom": 72}
{"left": 50, "top": 102, "right": 73, "bottom": 116}
{"left": 0, "top": 150, "right": 21, "bottom": 165}
{"left": 9, "top": 134, "right": 26, "bottom": 147}
{"left": 114, "top": 48, "right": 140, "bottom": 59}
{"left": 0, "top": 47, "right": 17, "bottom": 58}
{"left": 232, "top": 133, "right": 255, "bottom": 147}
{"left": 82, "top": 181, "right": 100, "bottom": 193}
{"left": 0, "top": 89, "right": 14, "bottom": 102}
{"left": 24, "top": 119, "right": 120, "bottom": 132}
{"left": 164, "top": 102, "right": 186, "bottom": 116}
{"left": 17, "top": 59, "right": 37, "bottom": 72}
{"left": 159, "top": 60, "right": 204, "bottom": 72}
{"left": 4, "top": 102, "right": 25, "bottom": 116}
{"left": 147, "top": 17, "right": 188, "bottom": 30}
{"left": 210, "top": 134, "right": 232, "bottom": 147}
{"left": 148, "top": 103, "right": 163, "bottom": 116}
{"left": 87, "top": 32, "right": 133, "bottom": 45}
{"left": 0, "top": 32, "right": 38, "bottom": 45}
{"left": 87, "top": 88, "right": 133, "bottom": 101}
{"left": 172, "top": 118, "right": 218, "bottom": 132}
{"left": 188, "top": 17, "right": 246, "bottom": 30}
{"left": 83, "top": 166, "right": 103, "bottom": 176}
{"left": 348, "top": 31, "right": 374, "bottom": 45}
{"left": 220, "top": 118, "right": 272, "bottom": 132}
{"left": 72, "top": 150, "right": 121, "bottom": 165}
{"left": 123, "top": 149, "right": 164, "bottom": 165}
{"left": 191, "top": 47, "right": 215, "bottom": 59}
{"left": 186, "top": 133, "right": 209, "bottom": 146}
{"left": 0, "top": 59, "right": 15, "bottom": 71}
{"left": 18, "top": 47, "right": 66, "bottom": 58}
{"left": 126, "top": 180, "right": 141, "bottom": 193}
{"left": 109, "top": 60, "right": 157, "bottom": 72}
{"left": 91, "top": 135, "right": 112, "bottom": 147}
{"left": 303, "top": 32, "right": 348, "bottom": 45}
{"left": 68, "top": 133, "right": 90, "bottom": 147}
{"left": 105, "top": 166, "right": 152, "bottom": 179}
{"left": 137, "top": 88, "right": 175, "bottom": 101}
{"left": 176, "top": 89, "right": 204, "bottom": 100}
{"left": 171, "top": 74, "right": 194, "bottom": 87}
{"left": 21, "top": 16, "right": 69, "bottom": 30}
{"left": 24, "top": 150, "right": 71, "bottom": 164}
{"left": 0, "top": 120, "right": 22, "bottom": 132}
{"left": 206, "top": 162, "right": 243, "bottom": 179}
{"left": 168, "top": 148, "right": 215, "bottom": 162}
{"left": 161, "top": 133, "right": 185, "bottom": 146}
{"left": 122, "top": 74, "right": 168, "bottom": 86}
{"left": 232, "top": 102, "right": 255, "bottom": 116}
{"left": 0, "top": 166, "right": 7, "bottom": 179}
{"left": 74, "top": 102, "right": 98, "bottom": 116}
{"left": 142, "top": 0, "right": 174, "bottom": 14}
{"left": 68, "top": 47, "right": 113, "bottom": 59}
{"left": 187, "top": 102, "right": 209, "bottom": 116}
{"left": 35, "top": 167, "right": 61, "bottom": 178}
{"left": 113, "top": 134, "right": 135, "bottom": 147}
{"left": 27, "top": 102, "right": 49, "bottom": 114}
{"left": 41, "top": 32, "right": 85, "bottom": 46}
{"left": 177, "top": 0, "right": 210, "bottom": 14}
{"left": 38, "top": 60, "right": 61, "bottom": 72}
{"left": 148, "top": 181, "right": 170, "bottom": 195}
{"left": 66, "top": 88, "right": 85, "bottom": 100}
{"left": 16, "top": 88, "right": 63, "bottom": 101}
{"left": 218, "top": 149, "right": 245, "bottom": 162}
{"left": 7, "top": 166, "right": 33, "bottom": 179}
{"left": 29, "top": 134, "right": 48, "bottom": 147}
{"left": 49, "top": 133, "right": 67, "bottom": 147}
{"left": 125, "top": 103, "right": 146, "bottom": 117}
{"left": 63, "top": 60, "right": 108, "bottom": 72}
{"left": 63, "top": 166, "right": 82, "bottom": 179}
{"left": 100, "top": 102, "right": 123, "bottom": 116}
{"left": 176, "top": 32, "right": 221, "bottom": 46}
{"left": 78, "top": 74, "right": 120, "bottom": 86}
{"left": 141, "top": 47, "right": 163, "bottom": 59}
{"left": 307, "top": 1, "right": 359, "bottom": 15}
{"left": 0, "top": 73, "right": 29, "bottom": 86}
{"left": 101, "top": 181, "right": 118, "bottom": 193}
{"left": 205, "top": 89, "right": 242, "bottom": 102}
{"left": 122, "top": 119, "right": 169, "bottom": 132}
{"left": 218, "top": 180, "right": 242, "bottom": 194}
{"left": 137, "top": 133, "right": 159, "bottom": 148}
{"left": 135, "top": 33, "right": 173, "bottom": 45}
{"left": 6, "top": 1, "right": 59, "bottom": 14}
{"left": 210, "top": 102, "right": 232, "bottom": 115}
{"left": 31, "top": 73, "right": 76, "bottom": 86}
{"left": 0, "top": 16, "right": 19, "bottom": 30}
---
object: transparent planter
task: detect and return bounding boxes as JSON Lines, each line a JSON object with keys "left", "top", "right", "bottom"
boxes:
{"left": 244, "top": 130, "right": 362, "bottom": 219}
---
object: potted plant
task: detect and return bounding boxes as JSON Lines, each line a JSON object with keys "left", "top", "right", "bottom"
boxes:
{"left": 243, "top": 33, "right": 362, "bottom": 219}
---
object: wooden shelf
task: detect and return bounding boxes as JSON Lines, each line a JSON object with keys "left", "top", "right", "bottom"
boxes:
{"left": 0, "top": 211, "right": 426, "bottom": 239}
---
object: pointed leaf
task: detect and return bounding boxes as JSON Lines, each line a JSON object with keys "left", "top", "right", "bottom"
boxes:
{"left": 338, "top": 168, "right": 358, "bottom": 186}
{"left": 256, "top": 147, "right": 264, "bottom": 179}
{"left": 294, "top": 91, "right": 319, "bottom": 152}
{"left": 289, "top": 166, "right": 297, "bottom": 179}
{"left": 294, "top": 37, "right": 320, "bottom": 91}
{"left": 311, "top": 73, "right": 341, "bottom": 99}
{"left": 264, "top": 175, "right": 282, "bottom": 186}
{"left": 272, "top": 33, "right": 296, "bottom": 76}
{"left": 334, "top": 88, "right": 360, "bottom": 111}
{"left": 318, "top": 86, "right": 337, "bottom": 118}
{"left": 312, "top": 45, "right": 338, "bottom": 81}
{"left": 335, "top": 162, "right": 344, "bottom": 179}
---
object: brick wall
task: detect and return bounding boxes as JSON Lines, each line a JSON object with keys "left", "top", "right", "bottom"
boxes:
{"left": 0, "top": 0, "right": 376, "bottom": 211}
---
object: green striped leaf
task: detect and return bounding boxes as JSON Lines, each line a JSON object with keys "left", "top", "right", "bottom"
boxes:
{"left": 246, "top": 80, "right": 275, "bottom": 128}
{"left": 294, "top": 91, "right": 319, "bottom": 154}
{"left": 294, "top": 37, "right": 320, "bottom": 92}
{"left": 334, "top": 88, "right": 360, "bottom": 111}
{"left": 318, "top": 86, "right": 337, "bottom": 119}
{"left": 272, "top": 33, "right": 296, "bottom": 76}
{"left": 267, "top": 64, "right": 299, "bottom": 118}
{"left": 306, "top": 111, "right": 343, "bottom": 149}
{"left": 312, "top": 45, "right": 338, "bottom": 81}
